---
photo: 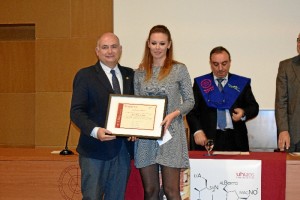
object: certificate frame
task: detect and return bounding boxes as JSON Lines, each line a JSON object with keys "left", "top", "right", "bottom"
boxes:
{"left": 105, "top": 94, "right": 167, "bottom": 139}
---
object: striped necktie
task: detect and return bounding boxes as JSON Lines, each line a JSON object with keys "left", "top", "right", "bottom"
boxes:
{"left": 217, "top": 78, "right": 226, "bottom": 130}
{"left": 110, "top": 69, "right": 121, "bottom": 94}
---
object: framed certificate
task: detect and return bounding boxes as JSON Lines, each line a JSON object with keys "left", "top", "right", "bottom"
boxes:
{"left": 105, "top": 94, "right": 167, "bottom": 139}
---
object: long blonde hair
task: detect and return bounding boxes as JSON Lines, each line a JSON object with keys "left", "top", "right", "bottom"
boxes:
{"left": 139, "top": 25, "right": 180, "bottom": 81}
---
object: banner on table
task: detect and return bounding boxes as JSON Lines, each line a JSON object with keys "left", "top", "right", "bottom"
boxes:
{"left": 190, "top": 159, "right": 261, "bottom": 200}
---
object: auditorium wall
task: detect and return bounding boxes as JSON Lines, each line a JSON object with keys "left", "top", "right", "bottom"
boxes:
{"left": 0, "top": 0, "right": 113, "bottom": 148}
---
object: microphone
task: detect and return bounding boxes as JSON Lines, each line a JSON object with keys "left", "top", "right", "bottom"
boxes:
{"left": 60, "top": 120, "right": 74, "bottom": 155}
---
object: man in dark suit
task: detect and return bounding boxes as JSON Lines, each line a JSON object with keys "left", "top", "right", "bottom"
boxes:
{"left": 70, "top": 32, "right": 134, "bottom": 199}
{"left": 187, "top": 46, "right": 259, "bottom": 152}
{"left": 276, "top": 33, "right": 300, "bottom": 152}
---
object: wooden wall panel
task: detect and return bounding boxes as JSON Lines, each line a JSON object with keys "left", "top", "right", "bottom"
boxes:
{"left": 71, "top": 0, "right": 113, "bottom": 38}
{"left": 0, "top": 94, "right": 35, "bottom": 147}
{"left": 0, "top": 41, "right": 35, "bottom": 93}
{"left": 35, "top": 92, "right": 79, "bottom": 148}
{"left": 0, "top": 0, "right": 36, "bottom": 23}
{"left": 0, "top": 0, "right": 113, "bottom": 147}
{"left": 0, "top": 24, "right": 35, "bottom": 41}
{"left": 35, "top": 38, "right": 97, "bottom": 92}
{"left": 34, "top": 0, "right": 71, "bottom": 39}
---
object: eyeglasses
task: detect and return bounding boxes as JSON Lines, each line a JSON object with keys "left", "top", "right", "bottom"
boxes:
{"left": 297, "top": 38, "right": 300, "bottom": 43}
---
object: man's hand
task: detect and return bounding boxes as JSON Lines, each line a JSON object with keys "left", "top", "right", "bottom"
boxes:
{"left": 278, "top": 131, "right": 290, "bottom": 151}
{"left": 127, "top": 136, "right": 137, "bottom": 141}
{"left": 194, "top": 130, "right": 207, "bottom": 146}
{"left": 232, "top": 108, "right": 245, "bottom": 122}
{"left": 97, "top": 128, "right": 116, "bottom": 141}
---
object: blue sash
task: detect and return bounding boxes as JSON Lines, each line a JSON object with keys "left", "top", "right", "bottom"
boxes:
{"left": 195, "top": 73, "right": 250, "bottom": 109}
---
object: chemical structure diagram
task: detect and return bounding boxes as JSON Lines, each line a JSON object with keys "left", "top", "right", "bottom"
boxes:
{"left": 192, "top": 173, "right": 259, "bottom": 200}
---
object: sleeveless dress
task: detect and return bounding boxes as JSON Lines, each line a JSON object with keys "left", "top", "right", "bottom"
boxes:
{"left": 134, "top": 63, "right": 194, "bottom": 168}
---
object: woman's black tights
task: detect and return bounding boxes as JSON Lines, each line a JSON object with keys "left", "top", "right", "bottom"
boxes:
{"left": 139, "top": 164, "right": 181, "bottom": 200}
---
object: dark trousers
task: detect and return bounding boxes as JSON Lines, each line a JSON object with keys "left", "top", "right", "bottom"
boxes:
{"left": 289, "top": 140, "right": 300, "bottom": 152}
{"left": 79, "top": 142, "right": 131, "bottom": 200}
{"left": 214, "top": 129, "right": 249, "bottom": 151}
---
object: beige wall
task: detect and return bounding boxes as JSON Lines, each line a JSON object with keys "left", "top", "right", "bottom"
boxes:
{"left": 0, "top": 0, "right": 113, "bottom": 148}
{"left": 114, "top": 0, "right": 300, "bottom": 109}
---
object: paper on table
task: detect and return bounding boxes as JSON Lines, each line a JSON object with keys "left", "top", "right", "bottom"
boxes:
{"left": 213, "top": 151, "right": 250, "bottom": 155}
{"left": 157, "top": 129, "right": 172, "bottom": 146}
{"left": 51, "top": 150, "right": 61, "bottom": 154}
{"left": 289, "top": 152, "right": 300, "bottom": 156}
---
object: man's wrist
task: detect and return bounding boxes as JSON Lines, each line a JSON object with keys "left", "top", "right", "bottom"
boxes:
{"left": 91, "top": 127, "right": 100, "bottom": 139}
{"left": 241, "top": 115, "right": 246, "bottom": 121}
{"left": 194, "top": 130, "right": 204, "bottom": 136}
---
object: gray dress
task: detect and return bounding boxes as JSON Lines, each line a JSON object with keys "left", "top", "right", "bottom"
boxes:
{"left": 134, "top": 63, "right": 195, "bottom": 168}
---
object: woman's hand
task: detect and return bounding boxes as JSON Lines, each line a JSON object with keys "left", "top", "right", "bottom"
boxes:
{"left": 160, "top": 110, "right": 180, "bottom": 132}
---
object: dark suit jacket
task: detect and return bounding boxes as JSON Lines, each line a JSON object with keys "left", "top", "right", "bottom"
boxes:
{"left": 187, "top": 72, "right": 259, "bottom": 151}
{"left": 275, "top": 55, "right": 300, "bottom": 145}
{"left": 70, "top": 62, "right": 134, "bottom": 160}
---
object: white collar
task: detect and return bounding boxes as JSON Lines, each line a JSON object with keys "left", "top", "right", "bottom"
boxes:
{"left": 100, "top": 61, "right": 120, "bottom": 74}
